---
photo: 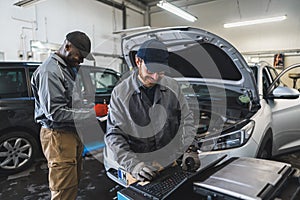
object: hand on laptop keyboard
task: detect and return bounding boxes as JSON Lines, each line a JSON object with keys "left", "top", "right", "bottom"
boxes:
{"left": 132, "top": 162, "right": 160, "bottom": 181}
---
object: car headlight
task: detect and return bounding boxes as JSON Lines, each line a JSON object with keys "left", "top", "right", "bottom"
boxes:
{"left": 199, "top": 120, "right": 255, "bottom": 151}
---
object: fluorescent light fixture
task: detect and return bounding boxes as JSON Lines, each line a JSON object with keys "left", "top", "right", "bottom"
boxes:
{"left": 157, "top": 0, "right": 197, "bottom": 22}
{"left": 113, "top": 26, "right": 151, "bottom": 34}
{"left": 13, "top": 0, "right": 44, "bottom": 7}
{"left": 224, "top": 15, "right": 287, "bottom": 28}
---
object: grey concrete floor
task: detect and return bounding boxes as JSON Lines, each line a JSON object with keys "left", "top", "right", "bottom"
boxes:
{"left": 0, "top": 151, "right": 300, "bottom": 200}
{"left": 0, "top": 152, "right": 120, "bottom": 200}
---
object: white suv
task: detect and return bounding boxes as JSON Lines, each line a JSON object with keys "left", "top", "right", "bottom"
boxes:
{"left": 104, "top": 26, "right": 300, "bottom": 170}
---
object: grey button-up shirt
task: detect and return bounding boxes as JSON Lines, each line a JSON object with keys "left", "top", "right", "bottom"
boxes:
{"left": 105, "top": 70, "right": 195, "bottom": 172}
{"left": 31, "top": 53, "right": 94, "bottom": 132}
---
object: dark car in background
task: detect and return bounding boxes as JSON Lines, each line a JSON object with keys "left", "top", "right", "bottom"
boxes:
{"left": 0, "top": 62, "right": 120, "bottom": 174}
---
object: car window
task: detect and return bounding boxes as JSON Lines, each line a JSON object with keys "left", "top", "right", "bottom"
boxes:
{"left": 249, "top": 66, "right": 258, "bottom": 83}
{"left": 28, "top": 68, "right": 38, "bottom": 96}
{"left": 262, "top": 68, "right": 272, "bottom": 96}
{"left": 267, "top": 66, "right": 282, "bottom": 87}
{"left": 89, "top": 70, "right": 119, "bottom": 94}
{"left": 0, "top": 68, "right": 27, "bottom": 98}
{"left": 268, "top": 67, "right": 278, "bottom": 81}
{"left": 29, "top": 68, "right": 36, "bottom": 78}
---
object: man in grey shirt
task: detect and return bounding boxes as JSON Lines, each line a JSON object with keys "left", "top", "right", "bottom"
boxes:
{"left": 104, "top": 39, "right": 198, "bottom": 182}
{"left": 31, "top": 31, "right": 94, "bottom": 200}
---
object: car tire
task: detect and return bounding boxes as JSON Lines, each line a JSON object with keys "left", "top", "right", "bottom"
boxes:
{"left": 0, "top": 131, "right": 38, "bottom": 174}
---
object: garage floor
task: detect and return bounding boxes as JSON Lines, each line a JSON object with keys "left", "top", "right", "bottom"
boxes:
{"left": 0, "top": 152, "right": 120, "bottom": 200}
{"left": 1, "top": 151, "right": 300, "bottom": 200}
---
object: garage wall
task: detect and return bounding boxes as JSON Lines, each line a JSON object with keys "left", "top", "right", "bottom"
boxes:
{"left": 0, "top": 0, "right": 144, "bottom": 71}
{"left": 151, "top": 0, "right": 300, "bottom": 68}
{"left": 1, "top": 0, "right": 299, "bottom": 76}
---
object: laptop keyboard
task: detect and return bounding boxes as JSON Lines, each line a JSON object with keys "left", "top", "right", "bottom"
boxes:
{"left": 130, "top": 166, "right": 191, "bottom": 199}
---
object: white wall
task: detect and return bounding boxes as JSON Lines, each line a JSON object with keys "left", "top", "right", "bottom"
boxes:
{"left": 0, "top": 0, "right": 144, "bottom": 71}
{"left": 2, "top": 0, "right": 300, "bottom": 73}
{"left": 151, "top": 0, "right": 300, "bottom": 68}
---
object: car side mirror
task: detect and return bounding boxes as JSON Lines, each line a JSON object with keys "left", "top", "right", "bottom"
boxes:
{"left": 267, "top": 86, "right": 300, "bottom": 99}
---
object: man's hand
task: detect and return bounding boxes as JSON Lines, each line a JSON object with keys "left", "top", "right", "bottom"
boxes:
{"left": 131, "top": 162, "right": 159, "bottom": 182}
{"left": 182, "top": 146, "right": 200, "bottom": 172}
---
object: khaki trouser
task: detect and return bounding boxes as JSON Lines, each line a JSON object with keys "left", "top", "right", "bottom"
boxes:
{"left": 40, "top": 127, "right": 84, "bottom": 200}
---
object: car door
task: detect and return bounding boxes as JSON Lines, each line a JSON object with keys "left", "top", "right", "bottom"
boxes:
{"left": 0, "top": 67, "right": 35, "bottom": 131}
{"left": 265, "top": 66, "right": 300, "bottom": 155}
{"left": 0, "top": 65, "right": 41, "bottom": 173}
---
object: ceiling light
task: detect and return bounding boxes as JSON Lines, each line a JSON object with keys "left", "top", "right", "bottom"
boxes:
{"left": 13, "top": 0, "right": 44, "bottom": 7}
{"left": 113, "top": 26, "right": 151, "bottom": 34}
{"left": 157, "top": 0, "right": 197, "bottom": 22}
{"left": 224, "top": 15, "right": 287, "bottom": 28}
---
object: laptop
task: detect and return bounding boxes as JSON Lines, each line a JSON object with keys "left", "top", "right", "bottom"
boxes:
{"left": 128, "top": 155, "right": 227, "bottom": 200}
{"left": 193, "top": 157, "right": 294, "bottom": 200}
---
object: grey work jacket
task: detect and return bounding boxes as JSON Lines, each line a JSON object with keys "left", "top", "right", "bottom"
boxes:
{"left": 105, "top": 70, "right": 195, "bottom": 172}
{"left": 31, "top": 53, "right": 94, "bottom": 132}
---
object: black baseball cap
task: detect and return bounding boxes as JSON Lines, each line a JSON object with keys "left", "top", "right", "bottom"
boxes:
{"left": 66, "top": 31, "right": 95, "bottom": 60}
{"left": 136, "top": 39, "right": 169, "bottom": 73}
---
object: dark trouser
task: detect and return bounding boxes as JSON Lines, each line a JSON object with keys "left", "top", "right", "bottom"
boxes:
{"left": 40, "top": 127, "right": 84, "bottom": 200}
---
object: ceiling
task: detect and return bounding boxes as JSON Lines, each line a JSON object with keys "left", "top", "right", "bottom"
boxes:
{"left": 123, "top": 0, "right": 218, "bottom": 13}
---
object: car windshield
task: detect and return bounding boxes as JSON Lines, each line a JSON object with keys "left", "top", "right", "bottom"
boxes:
{"left": 249, "top": 66, "right": 258, "bottom": 83}
{"left": 250, "top": 64, "right": 282, "bottom": 94}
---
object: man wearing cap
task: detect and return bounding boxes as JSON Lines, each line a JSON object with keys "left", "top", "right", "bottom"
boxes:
{"left": 104, "top": 39, "right": 197, "bottom": 182}
{"left": 31, "top": 31, "right": 94, "bottom": 200}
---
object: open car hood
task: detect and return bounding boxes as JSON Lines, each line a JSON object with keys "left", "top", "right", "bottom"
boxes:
{"left": 121, "top": 26, "right": 259, "bottom": 103}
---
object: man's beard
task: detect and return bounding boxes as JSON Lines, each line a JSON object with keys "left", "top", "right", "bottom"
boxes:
{"left": 138, "top": 70, "right": 161, "bottom": 87}
{"left": 66, "top": 58, "right": 80, "bottom": 67}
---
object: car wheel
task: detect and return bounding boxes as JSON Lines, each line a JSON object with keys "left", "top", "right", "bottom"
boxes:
{"left": 0, "top": 131, "right": 38, "bottom": 174}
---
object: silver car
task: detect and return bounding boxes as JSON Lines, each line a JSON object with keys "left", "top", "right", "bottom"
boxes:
{"left": 105, "top": 26, "right": 300, "bottom": 169}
